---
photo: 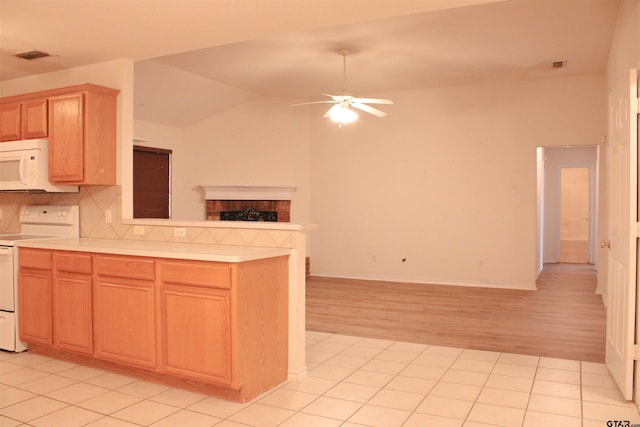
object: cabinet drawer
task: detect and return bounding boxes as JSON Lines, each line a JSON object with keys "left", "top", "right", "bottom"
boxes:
{"left": 19, "top": 249, "right": 52, "bottom": 270}
{"left": 161, "top": 261, "right": 231, "bottom": 289}
{"left": 96, "top": 256, "right": 155, "bottom": 280}
{"left": 54, "top": 253, "right": 92, "bottom": 274}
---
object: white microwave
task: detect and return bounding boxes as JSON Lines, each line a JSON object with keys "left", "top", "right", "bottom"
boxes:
{"left": 0, "top": 139, "right": 78, "bottom": 192}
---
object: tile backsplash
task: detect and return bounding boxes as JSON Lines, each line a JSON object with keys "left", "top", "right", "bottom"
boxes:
{"left": 0, "top": 186, "right": 295, "bottom": 248}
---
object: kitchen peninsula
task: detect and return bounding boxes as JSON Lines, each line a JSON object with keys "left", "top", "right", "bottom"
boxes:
{"left": 16, "top": 238, "right": 291, "bottom": 402}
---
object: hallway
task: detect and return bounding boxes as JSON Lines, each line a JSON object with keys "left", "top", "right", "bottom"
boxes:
{"left": 306, "top": 263, "right": 605, "bottom": 362}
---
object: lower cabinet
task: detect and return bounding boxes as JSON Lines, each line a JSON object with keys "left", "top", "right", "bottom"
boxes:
{"left": 52, "top": 252, "right": 93, "bottom": 354}
{"left": 18, "top": 249, "right": 53, "bottom": 345}
{"left": 159, "top": 260, "right": 233, "bottom": 384}
{"left": 19, "top": 249, "right": 93, "bottom": 352}
{"left": 94, "top": 255, "right": 156, "bottom": 368}
{"left": 161, "top": 286, "right": 232, "bottom": 383}
{"left": 18, "top": 248, "right": 289, "bottom": 402}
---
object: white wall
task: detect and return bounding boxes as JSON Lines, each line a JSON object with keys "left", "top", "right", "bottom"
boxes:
{"left": 136, "top": 97, "right": 313, "bottom": 222}
{"left": 310, "top": 74, "right": 606, "bottom": 289}
{"left": 542, "top": 146, "right": 598, "bottom": 264}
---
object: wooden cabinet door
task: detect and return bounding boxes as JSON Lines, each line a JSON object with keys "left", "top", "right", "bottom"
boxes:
{"left": 48, "top": 93, "right": 84, "bottom": 182}
{"left": 94, "top": 278, "right": 156, "bottom": 368}
{"left": 53, "top": 274, "right": 92, "bottom": 353}
{"left": 18, "top": 269, "right": 52, "bottom": 344}
{"left": 22, "top": 98, "right": 48, "bottom": 139}
{"left": 161, "top": 286, "right": 232, "bottom": 384}
{"left": 53, "top": 252, "right": 93, "bottom": 353}
{"left": 94, "top": 256, "right": 156, "bottom": 369}
{"left": 0, "top": 103, "right": 21, "bottom": 141}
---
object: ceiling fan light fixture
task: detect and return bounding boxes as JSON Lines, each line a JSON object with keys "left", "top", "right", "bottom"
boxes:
{"left": 329, "top": 105, "right": 358, "bottom": 125}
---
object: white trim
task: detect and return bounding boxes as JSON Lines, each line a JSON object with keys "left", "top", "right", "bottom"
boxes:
{"left": 311, "top": 273, "right": 538, "bottom": 291}
{"left": 122, "top": 218, "right": 318, "bottom": 231}
{"left": 201, "top": 185, "right": 296, "bottom": 200}
{"left": 287, "top": 366, "right": 308, "bottom": 381}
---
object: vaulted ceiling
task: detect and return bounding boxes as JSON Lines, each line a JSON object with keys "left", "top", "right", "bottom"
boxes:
{"left": 1, "top": 0, "right": 620, "bottom": 126}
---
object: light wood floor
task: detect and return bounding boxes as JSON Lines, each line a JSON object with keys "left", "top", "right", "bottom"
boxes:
{"left": 306, "top": 263, "right": 606, "bottom": 363}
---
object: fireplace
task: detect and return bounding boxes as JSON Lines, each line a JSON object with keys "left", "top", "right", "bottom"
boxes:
{"left": 202, "top": 186, "right": 295, "bottom": 223}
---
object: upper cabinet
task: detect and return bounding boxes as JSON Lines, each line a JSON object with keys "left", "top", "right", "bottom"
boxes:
{"left": 0, "top": 98, "right": 48, "bottom": 142}
{"left": 49, "top": 85, "right": 118, "bottom": 185}
{"left": 0, "top": 83, "right": 119, "bottom": 186}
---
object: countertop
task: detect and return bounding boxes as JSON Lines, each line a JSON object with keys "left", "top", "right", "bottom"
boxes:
{"left": 15, "top": 238, "right": 291, "bottom": 263}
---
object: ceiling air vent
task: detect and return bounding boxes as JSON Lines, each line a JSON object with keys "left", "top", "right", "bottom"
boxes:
{"left": 14, "top": 50, "right": 50, "bottom": 60}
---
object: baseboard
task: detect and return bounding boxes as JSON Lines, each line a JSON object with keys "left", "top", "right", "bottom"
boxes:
{"left": 309, "top": 273, "right": 537, "bottom": 291}
{"left": 287, "top": 366, "right": 308, "bottom": 381}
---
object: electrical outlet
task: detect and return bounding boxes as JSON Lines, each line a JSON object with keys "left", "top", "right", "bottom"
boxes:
{"left": 105, "top": 210, "right": 112, "bottom": 224}
{"left": 133, "top": 225, "right": 145, "bottom": 235}
{"left": 174, "top": 227, "right": 186, "bottom": 237}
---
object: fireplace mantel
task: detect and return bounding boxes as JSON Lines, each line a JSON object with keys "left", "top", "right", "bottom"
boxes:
{"left": 201, "top": 186, "right": 296, "bottom": 201}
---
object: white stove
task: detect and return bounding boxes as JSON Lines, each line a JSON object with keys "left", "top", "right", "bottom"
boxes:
{"left": 0, "top": 205, "right": 79, "bottom": 352}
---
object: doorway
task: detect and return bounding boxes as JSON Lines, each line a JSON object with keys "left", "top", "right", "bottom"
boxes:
{"left": 559, "top": 167, "right": 590, "bottom": 263}
{"left": 539, "top": 146, "right": 599, "bottom": 267}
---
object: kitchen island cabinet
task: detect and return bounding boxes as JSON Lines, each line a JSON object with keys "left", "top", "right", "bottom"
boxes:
{"left": 18, "top": 245, "right": 289, "bottom": 402}
{"left": 160, "top": 260, "right": 233, "bottom": 384}
{"left": 94, "top": 255, "right": 157, "bottom": 368}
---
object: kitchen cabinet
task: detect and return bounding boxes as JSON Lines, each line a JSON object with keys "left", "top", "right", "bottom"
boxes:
{"left": 0, "top": 98, "right": 47, "bottom": 142}
{"left": 159, "top": 261, "right": 233, "bottom": 384}
{"left": 19, "top": 249, "right": 93, "bottom": 353}
{"left": 94, "top": 255, "right": 157, "bottom": 369}
{"left": 52, "top": 252, "right": 93, "bottom": 354}
{"left": 159, "top": 257, "right": 289, "bottom": 398}
{"left": 18, "top": 247, "right": 289, "bottom": 402}
{"left": 0, "top": 83, "right": 118, "bottom": 184}
{"left": 18, "top": 248, "right": 53, "bottom": 345}
{"left": 48, "top": 84, "right": 118, "bottom": 185}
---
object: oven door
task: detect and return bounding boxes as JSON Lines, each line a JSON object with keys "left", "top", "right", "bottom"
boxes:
{"left": 0, "top": 246, "right": 15, "bottom": 311}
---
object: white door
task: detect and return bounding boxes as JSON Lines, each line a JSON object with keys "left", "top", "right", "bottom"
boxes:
{"left": 559, "top": 167, "right": 590, "bottom": 263}
{"left": 605, "top": 68, "right": 638, "bottom": 400}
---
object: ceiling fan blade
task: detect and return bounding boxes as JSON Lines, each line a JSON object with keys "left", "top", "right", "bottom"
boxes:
{"left": 323, "top": 103, "right": 343, "bottom": 118}
{"left": 290, "top": 100, "right": 337, "bottom": 106}
{"left": 351, "top": 102, "right": 387, "bottom": 117}
{"left": 352, "top": 97, "right": 393, "bottom": 105}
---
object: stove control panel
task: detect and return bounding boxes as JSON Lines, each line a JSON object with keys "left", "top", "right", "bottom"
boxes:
{"left": 20, "top": 205, "right": 80, "bottom": 225}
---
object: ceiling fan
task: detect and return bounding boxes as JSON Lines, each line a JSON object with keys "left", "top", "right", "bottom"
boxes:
{"left": 292, "top": 48, "right": 393, "bottom": 125}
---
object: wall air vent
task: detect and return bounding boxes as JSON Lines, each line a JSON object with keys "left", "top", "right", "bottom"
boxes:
{"left": 14, "top": 50, "right": 50, "bottom": 60}
{"left": 552, "top": 60, "right": 567, "bottom": 69}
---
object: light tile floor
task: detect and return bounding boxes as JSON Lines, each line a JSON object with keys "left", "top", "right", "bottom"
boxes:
{"left": 0, "top": 331, "right": 639, "bottom": 426}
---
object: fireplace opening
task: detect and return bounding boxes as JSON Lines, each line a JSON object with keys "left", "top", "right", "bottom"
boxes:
{"left": 202, "top": 186, "right": 295, "bottom": 223}
{"left": 220, "top": 207, "right": 278, "bottom": 222}
{"left": 206, "top": 199, "right": 290, "bottom": 222}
